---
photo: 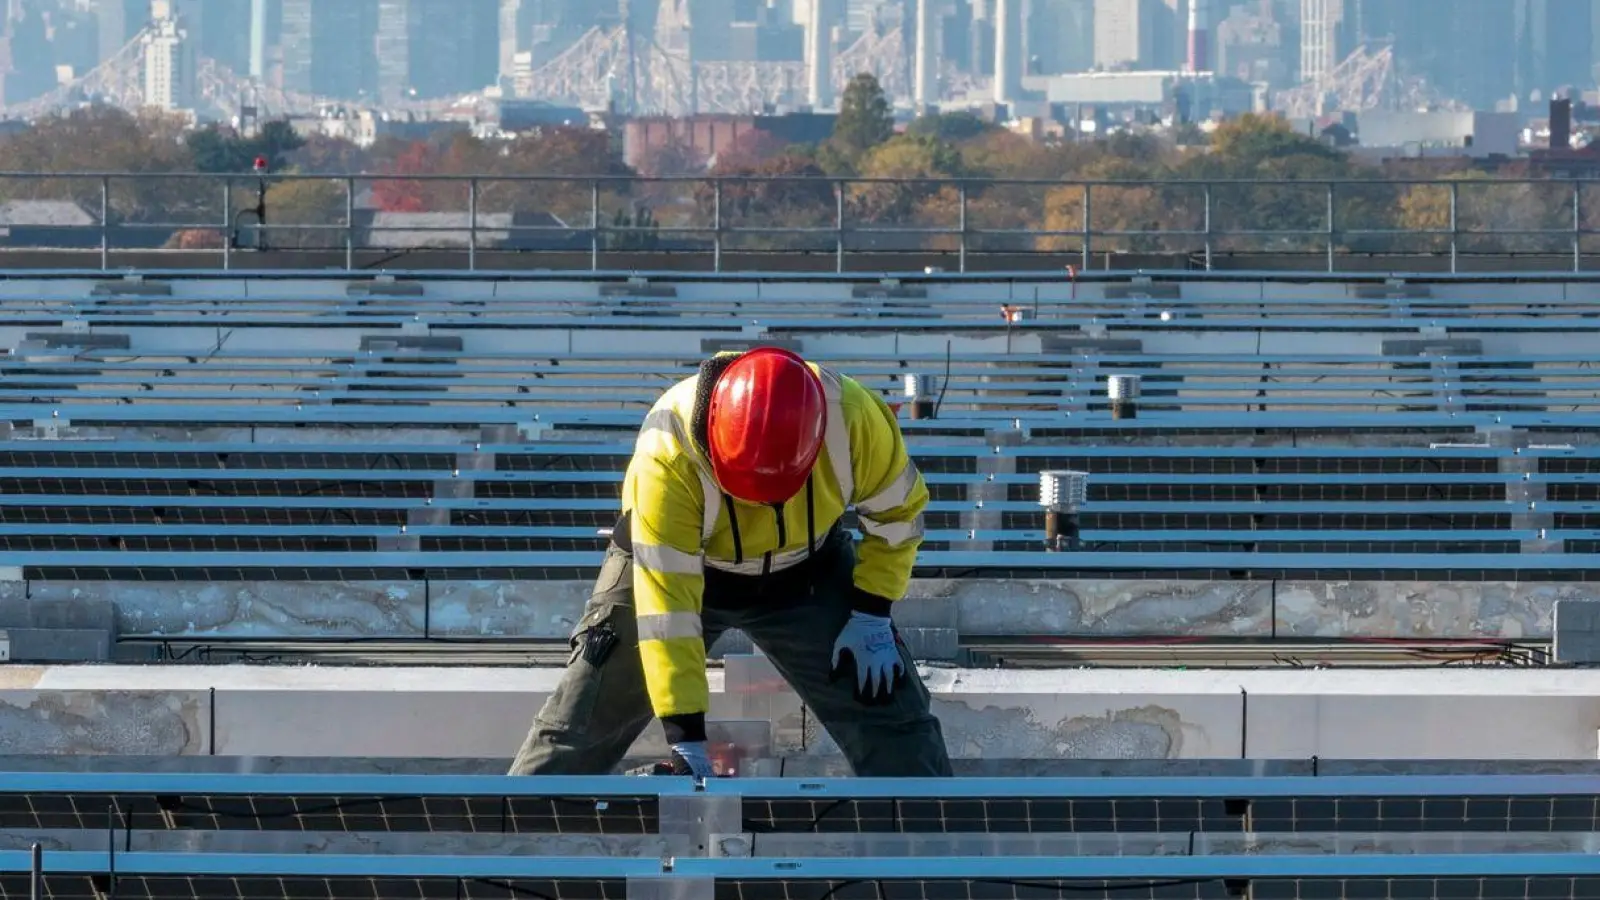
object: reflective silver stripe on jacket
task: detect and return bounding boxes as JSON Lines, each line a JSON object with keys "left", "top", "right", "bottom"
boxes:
{"left": 816, "top": 366, "right": 856, "bottom": 504}
{"left": 857, "top": 514, "right": 924, "bottom": 547}
{"left": 636, "top": 611, "right": 704, "bottom": 641}
{"left": 639, "top": 405, "right": 721, "bottom": 543}
{"left": 632, "top": 542, "right": 704, "bottom": 575}
{"left": 857, "top": 459, "right": 920, "bottom": 516}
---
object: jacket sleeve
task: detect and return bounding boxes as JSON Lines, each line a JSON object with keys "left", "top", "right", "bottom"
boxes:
{"left": 844, "top": 383, "right": 929, "bottom": 617}
{"left": 623, "top": 429, "right": 711, "bottom": 742}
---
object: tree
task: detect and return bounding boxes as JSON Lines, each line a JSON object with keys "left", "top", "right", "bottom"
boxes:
{"left": 0, "top": 105, "right": 200, "bottom": 224}
{"left": 905, "top": 112, "right": 996, "bottom": 143}
{"left": 714, "top": 128, "right": 790, "bottom": 170}
{"left": 370, "top": 141, "right": 444, "bottom": 213}
{"left": 832, "top": 73, "right": 894, "bottom": 157}
{"left": 262, "top": 179, "right": 349, "bottom": 249}
{"left": 695, "top": 153, "right": 835, "bottom": 250}
{"left": 635, "top": 138, "right": 707, "bottom": 178}
{"left": 851, "top": 134, "right": 966, "bottom": 228}
{"left": 1039, "top": 157, "right": 1167, "bottom": 254}
{"left": 187, "top": 119, "right": 306, "bottom": 173}
{"left": 286, "top": 134, "right": 372, "bottom": 175}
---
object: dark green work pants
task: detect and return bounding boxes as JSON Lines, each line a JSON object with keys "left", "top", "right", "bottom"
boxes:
{"left": 508, "top": 528, "right": 953, "bottom": 777}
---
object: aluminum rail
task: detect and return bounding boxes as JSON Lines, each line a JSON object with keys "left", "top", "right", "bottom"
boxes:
{"left": 0, "top": 468, "right": 1580, "bottom": 488}
{"left": 5, "top": 772, "right": 1600, "bottom": 799}
{"left": 2, "top": 550, "right": 1594, "bottom": 570}
{"left": 0, "top": 440, "right": 1543, "bottom": 457}
{"left": 0, "top": 524, "right": 1547, "bottom": 543}
{"left": 5, "top": 850, "right": 1600, "bottom": 879}
{"left": 8, "top": 404, "right": 1600, "bottom": 429}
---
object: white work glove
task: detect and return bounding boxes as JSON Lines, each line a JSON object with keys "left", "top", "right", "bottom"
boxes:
{"left": 668, "top": 741, "right": 715, "bottom": 778}
{"left": 829, "top": 611, "right": 906, "bottom": 705}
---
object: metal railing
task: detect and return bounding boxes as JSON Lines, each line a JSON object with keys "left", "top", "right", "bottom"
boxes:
{"left": 1, "top": 172, "right": 1597, "bottom": 274}
{"left": 6, "top": 774, "right": 1600, "bottom": 892}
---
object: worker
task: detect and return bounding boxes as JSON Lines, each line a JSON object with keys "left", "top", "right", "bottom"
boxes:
{"left": 508, "top": 347, "right": 953, "bottom": 778}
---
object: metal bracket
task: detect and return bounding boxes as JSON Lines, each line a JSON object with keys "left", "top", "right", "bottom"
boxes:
{"left": 658, "top": 793, "right": 743, "bottom": 859}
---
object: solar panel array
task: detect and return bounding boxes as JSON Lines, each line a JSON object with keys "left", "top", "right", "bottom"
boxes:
{"left": 2, "top": 774, "right": 1600, "bottom": 900}
{"left": 0, "top": 276, "right": 1597, "bottom": 587}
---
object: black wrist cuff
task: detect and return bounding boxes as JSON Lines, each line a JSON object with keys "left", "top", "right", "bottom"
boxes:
{"left": 661, "top": 712, "right": 707, "bottom": 744}
{"left": 848, "top": 586, "right": 895, "bottom": 618}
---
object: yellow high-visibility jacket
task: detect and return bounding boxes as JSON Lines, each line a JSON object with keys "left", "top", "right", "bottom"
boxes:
{"left": 622, "top": 357, "right": 928, "bottom": 721}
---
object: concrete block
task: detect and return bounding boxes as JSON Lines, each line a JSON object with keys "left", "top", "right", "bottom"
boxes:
{"left": 899, "top": 627, "right": 960, "bottom": 660}
{"left": 20, "top": 331, "right": 130, "bottom": 351}
{"left": 358, "top": 335, "right": 464, "bottom": 353}
{"left": 1555, "top": 599, "right": 1600, "bottom": 665}
{"left": 600, "top": 284, "right": 678, "bottom": 298}
{"left": 1039, "top": 336, "right": 1143, "bottom": 355}
{"left": 1381, "top": 338, "right": 1483, "bottom": 356}
{"left": 346, "top": 280, "right": 425, "bottom": 297}
{"left": 2, "top": 628, "right": 112, "bottom": 662}
{"left": 0, "top": 595, "right": 115, "bottom": 631}
{"left": 700, "top": 337, "right": 803, "bottom": 354}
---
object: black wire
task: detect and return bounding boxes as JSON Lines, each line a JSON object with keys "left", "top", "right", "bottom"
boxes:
{"left": 166, "top": 793, "right": 650, "bottom": 821}
{"left": 932, "top": 341, "right": 952, "bottom": 418}
{"left": 816, "top": 877, "right": 1220, "bottom": 900}
{"left": 470, "top": 878, "right": 564, "bottom": 900}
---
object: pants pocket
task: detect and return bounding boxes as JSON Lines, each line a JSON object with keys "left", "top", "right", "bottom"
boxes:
{"left": 543, "top": 555, "right": 633, "bottom": 729}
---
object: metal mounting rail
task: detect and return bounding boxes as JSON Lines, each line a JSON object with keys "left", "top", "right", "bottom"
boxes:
{"left": 5, "top": 550, "right": 1600, "bottom": 570}
{"left": 5, "top": 772, "right": 1600, "bottom": 799}
{"left": 2, "top": 851, "right": 1600, "bottom": 879}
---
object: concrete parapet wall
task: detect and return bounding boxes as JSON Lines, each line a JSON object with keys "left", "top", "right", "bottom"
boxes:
{"left": 19, "top": 578, "right": 1571, "bottom": 644}
{"left": 5, "top": 666, "right": 1600, "bottom": 761}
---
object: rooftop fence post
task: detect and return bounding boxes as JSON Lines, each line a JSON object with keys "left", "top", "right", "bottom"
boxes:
{"left": 958, "top": 181, "right": 968, "bottom": 273}
{"left": 1080, "top": 183, "right": 1091, "bottom": 271}
{"left": 99, "top": 175, "right": 109, "bottom": 271}
{"left": 1573, "top": 179, "right": 1582, "bottom": 273}
{"left": 835, "top": 180, "right": 845, "bottom": 274}
{"left": 222, "top": 179, "right": 232, "bottom": 271}
{"left": 1449, "top": 180, "right": 1459, "bottom": 274}
{"left": 468, "top": 177, "right": 479, "bottom": 272}
{"left": 713, "top": 179, "right": 723, "bottom": 273}
{"left": 345, "top": 177, "right": 356, "bottom": 271}
{"left": 1325, "top": 181, "right": 1335, "bottom": 273}
{"left": 590, "top": 181, "right": 600, "bottom": 272}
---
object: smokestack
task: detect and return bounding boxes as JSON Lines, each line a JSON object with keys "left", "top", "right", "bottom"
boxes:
{"left": 1551, "top": 97, "right": 1573, "bottom": 150}
{"left": 1186, "top": 0, "right": 1210, "bottom": 73}
{"left": 992, "top": 0, "right": 1019, "bottom": 106}
{"left": 807, "top": 0, "right": 832, "bottom": 110}
{"left": 250, "top": 0, "right": 268, "bottom": 79}
{"left": 914, "top": 0, "right": 934, "bottom": 111}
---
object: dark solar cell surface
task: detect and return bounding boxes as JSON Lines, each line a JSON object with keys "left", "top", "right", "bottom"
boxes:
{"left": 0, "top": 876, "right": 1595, "bottom": 900}
{"left": 741, "top": 796, "right": 1600, "bottom": 835}
{"left": 0, "top": 794, "right": 657, "bottom": 834}
{"left": 6, "top": 793, "right": 1594, "bottom": 836}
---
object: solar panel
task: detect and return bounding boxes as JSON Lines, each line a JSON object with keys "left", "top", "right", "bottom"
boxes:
{"left": 738, "top": 795, "right": 1600, "bottom": 835}
{"left": 0, "top": 775, "right": 681, "bottom": 835}
{"left": 3, "top": 852, "right": 1600, "bottom": 900}
{"left": 4, "top": 776, "right": 1600, "bottom": 837}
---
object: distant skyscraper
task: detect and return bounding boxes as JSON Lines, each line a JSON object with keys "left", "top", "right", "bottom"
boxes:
{"left": 377, "top": 0, "right": 497, "bottom": 103}
{"left": 500, "top": 0, "right": 534, "bottom": 88}
{"left": 1030, "top": 0, "right": 1093, "bottom": 75}
{"left": 96, "top": 0, "right": 147, "bottom": 64}
{"left": 1516, "top": 0, "right": 1592, "bottom": 100}
{"left": 142, "top": 1, "right": 194, "bottom": 110}
{"left": 281, "top": 0, "right": 377, "bottom": 97}
{"left": 1093, "top": 0, "right": 1171, "bottom": 70}
{"left": 1298, "top": 0, "right": 1341, "bottom": 85}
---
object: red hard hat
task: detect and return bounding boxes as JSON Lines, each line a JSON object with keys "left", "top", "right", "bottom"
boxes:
{"left": 706, "top": 347, "right": 826, "bottom": 504}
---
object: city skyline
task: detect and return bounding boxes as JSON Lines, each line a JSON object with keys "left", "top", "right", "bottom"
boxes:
{"left": 0, "top": 0, "right": 1598, "bottom": 119}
